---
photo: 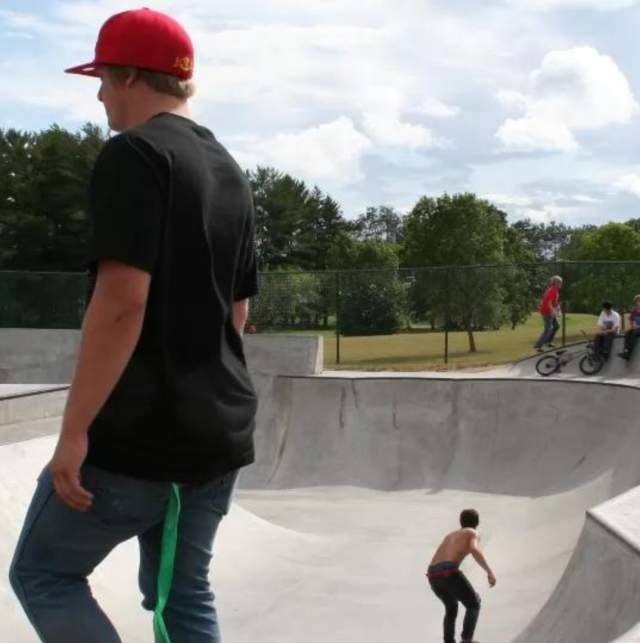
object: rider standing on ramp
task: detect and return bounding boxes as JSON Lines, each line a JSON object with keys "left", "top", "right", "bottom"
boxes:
{"left": 427, "top": 509, "right": 496, "bottom": 643}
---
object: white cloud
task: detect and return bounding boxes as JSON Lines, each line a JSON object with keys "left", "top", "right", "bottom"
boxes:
{"left": 496, "top": 90, "right": 528, "bottom": 112}
{"left": 497, "top": 47, "right": 639, "bottom": 151}
{"left": 484, "top": 190, "right": 603, "bottom": 222}
{"left": 616, "top": 174, "right": 640, "bottom": 198}
{"left": 416, "top": 98, "right": 460, "bottom": 119}
{"left": 509, "top": 0, "right": 639, "bottom": 10}
{"left": 498, "top": 116, "right": 579, "bottom": 151}
{"left": 233, "top": 117, "right": 372, "bottom": 187}
{"left": 362, "top": 112, "right": 439, "bottom": 149}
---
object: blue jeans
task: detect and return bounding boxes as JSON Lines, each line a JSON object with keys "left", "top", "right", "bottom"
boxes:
{"left": 534, "top": 314, "right": 559, "bottom": 348}
{"left": 9, "top": 464, "right": 237, "bottom": 643}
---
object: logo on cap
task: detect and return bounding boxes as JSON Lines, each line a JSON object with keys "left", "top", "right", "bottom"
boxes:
{"left": 173, "top": 56, "right": 193, "bottom": 73}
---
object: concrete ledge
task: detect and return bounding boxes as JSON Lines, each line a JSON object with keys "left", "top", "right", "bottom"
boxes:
{"left": 590, "top": 485, "right": 640, "bottom": 556}
{"left": 0, "top": 329, "right": 324, "bottom": 383}
{"left": 0, "top": 329, "right": 80, "bottom": 384}
{"left": 513, "top": 485, "right": 640, "bottom": 643}
{"left": 0, "top": 387, "right": 67, "bottom": 428}
{"left": 243, "top": 334, "right": 323, "bottom": 376}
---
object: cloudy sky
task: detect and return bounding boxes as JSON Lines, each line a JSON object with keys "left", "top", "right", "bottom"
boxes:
{"left": 1, "top": 0, "right": 639, "bottom": 224}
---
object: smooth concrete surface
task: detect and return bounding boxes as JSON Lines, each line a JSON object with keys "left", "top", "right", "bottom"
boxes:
{"left": 0, "top": 384, "right": 66, "bottom": 399}
{"left": 0, "top": 387, "right": 67, "bottom": 445}
{"left": 244, "top": 334, "right": 324, "bottom": 376}
{"left": 0, "top": 329, "right": 80, "bottom": 384}
{"left": 1, "top": 335, "right": 640, "bottom": 642}
{"left": 0, "top": 329, "right": 323, "bottom": 383}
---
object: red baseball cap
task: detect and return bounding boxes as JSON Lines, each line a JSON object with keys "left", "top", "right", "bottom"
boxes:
{"left": 65, "top": 7, "right": 194, "bottom": 79}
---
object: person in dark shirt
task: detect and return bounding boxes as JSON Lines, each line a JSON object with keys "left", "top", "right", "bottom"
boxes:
{"left": 619, "top": 295, "right": 640, "bottom": 361}
{"left": 10, "top": 9, "right": 258, "bottom": 643}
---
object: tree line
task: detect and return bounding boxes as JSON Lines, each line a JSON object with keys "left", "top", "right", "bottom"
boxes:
{"left": 2, "top": 124, "right": 640, "bottom": 348}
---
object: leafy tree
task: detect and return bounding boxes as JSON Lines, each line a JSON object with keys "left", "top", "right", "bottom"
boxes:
{"left": 338, "top": 241, "right": 407, "bottom": 336}
{"left": 557, "top": 224, "right": 597, "bottom": 261}
{"left": 560, "top": 223, "right": 640, "bottom": 314}
{"left": 402, "top": 193, "right": 512, "bottom": 351}
{"left": 248, "top": 167, "right": 311, "bottom": 270}
{"left": 352, "top": 206, "right": 404, "bottom": 243}
{"left": 511, "top": 219, "right": 573, "bottom": 260}
{"left": 297, "top": 188, "right": 352, "bottom": 270}
{"left": 0, "top": 123, "right": 106, "bottom": 271}
{"left": 503, "top": 226, "right": 538, "bottom": 329}
{"left": 249, "top": 266, "right": 324, "bottom": 329}
{"left": 247, "top": 167, "right": 350, "bottom": 271}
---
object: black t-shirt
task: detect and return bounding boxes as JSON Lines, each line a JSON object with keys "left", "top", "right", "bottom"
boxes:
{"left": 84, "top": 113, "right": 258, "bottom": 484}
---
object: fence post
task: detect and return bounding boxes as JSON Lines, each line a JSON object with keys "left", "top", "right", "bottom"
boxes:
{"left": 335, "top": 271, "right": 341, "bottom": 365}
{"left": 444, "top": 272, "right": 450, "bottom": 365}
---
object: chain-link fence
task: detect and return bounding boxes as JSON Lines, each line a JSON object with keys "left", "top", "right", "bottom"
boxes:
{"left": 0, "top": 270, "right": 87, "bottom": 329}
{"left": 3, "top": 262, "right": 640, "bottom": 369}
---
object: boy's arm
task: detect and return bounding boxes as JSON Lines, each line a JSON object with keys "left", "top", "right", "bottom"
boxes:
{"left": 232, "top": 299, "right": 250, "bottom": 336}
{"left": 469, "top": 534, "right": 496, "bottom": 587}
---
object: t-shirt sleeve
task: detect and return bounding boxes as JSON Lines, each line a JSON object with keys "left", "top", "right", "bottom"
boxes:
{"left": 87, "top": 134, "right": 165, "bottom": 274}
{"left": 233, "top": 200, "right": 259, "bottom": 301}
{"left": 597, "top": 312, "right": 605, "bottom": 326}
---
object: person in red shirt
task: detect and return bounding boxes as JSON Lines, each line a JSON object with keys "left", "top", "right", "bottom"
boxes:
{"left": 534, "top": 275, "right": 563, "bottom": 351}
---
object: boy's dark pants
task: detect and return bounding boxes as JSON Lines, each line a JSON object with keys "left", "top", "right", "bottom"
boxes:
{"left": 428, "top": 562, "right": 481, "bottom": 643}
{"left": 624, "top": 328, "right": 640, "bottom": 356}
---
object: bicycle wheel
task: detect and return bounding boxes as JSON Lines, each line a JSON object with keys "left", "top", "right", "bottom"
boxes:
{"left": 579, "top": 353, "right": 604, "bottom": 375}
{"left": 535, "top": 355, "right": 559, "bottom": 376}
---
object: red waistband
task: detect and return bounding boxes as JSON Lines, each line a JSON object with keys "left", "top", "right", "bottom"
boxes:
{"left": 427, "top": 568, "right": 459, "bottom": 579}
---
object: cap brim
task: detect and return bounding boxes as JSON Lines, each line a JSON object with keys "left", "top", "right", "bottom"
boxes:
{"left": 64, "top": 62, "right": 101, "bottom": 77}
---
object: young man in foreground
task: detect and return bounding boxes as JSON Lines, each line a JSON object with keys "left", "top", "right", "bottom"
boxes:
{"left": 9, "top": 8, "right": 258, "bottom": 642}
{"left": 427, "top": 509, "right": 496, "bottom": 643}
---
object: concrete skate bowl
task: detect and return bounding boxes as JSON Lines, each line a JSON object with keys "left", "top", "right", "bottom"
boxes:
{"left": 238, "top": 375, "right": 640, "bottom": 643}
{"left": 2, "top": 366, "right": 640, "bottom": 641}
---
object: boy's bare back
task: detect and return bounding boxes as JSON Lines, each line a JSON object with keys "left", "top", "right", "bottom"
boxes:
{"left": 431, "top": 528, "right": 476, "bottom": 566}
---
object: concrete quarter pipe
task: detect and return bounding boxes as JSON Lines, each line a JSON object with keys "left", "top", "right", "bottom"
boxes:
{"left": 1, "top": 333, "right": 639, "bottom": 642}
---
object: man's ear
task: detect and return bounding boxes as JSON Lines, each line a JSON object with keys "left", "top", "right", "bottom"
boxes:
{"left": 124, "top": 69, "right": 139, "bottom": 89}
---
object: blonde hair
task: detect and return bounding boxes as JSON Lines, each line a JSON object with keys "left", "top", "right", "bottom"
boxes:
{"left": 104, "top": 64, "right": 196, "bottom": 100}
{"left": 550, "top": 275, "right": 563, "bottom": 286}
{"left": 634, "top": 294, "right": 640, "bottom": 305}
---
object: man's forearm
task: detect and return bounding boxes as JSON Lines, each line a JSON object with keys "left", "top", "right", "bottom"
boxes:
{"left": 62, "top": 295, "right": 145, "bottom": 438}
{"left": 471, "top": 550, "right": 494, "bottom": 575}
{"left": 233, "top": 299, "right": 249, "bottom": 336}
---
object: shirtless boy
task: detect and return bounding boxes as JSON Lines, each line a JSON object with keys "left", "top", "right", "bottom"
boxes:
{"left": 427, "top": 509, "right": 496, "bottom": 643}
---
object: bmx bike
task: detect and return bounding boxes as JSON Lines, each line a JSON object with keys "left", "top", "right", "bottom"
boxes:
{"left": 535, "top": 332, "right": 605, "bottom": 377}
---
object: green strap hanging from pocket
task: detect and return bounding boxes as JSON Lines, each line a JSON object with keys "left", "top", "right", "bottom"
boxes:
{"left": 153, "top": 483, "right": 182, "bottom": 643}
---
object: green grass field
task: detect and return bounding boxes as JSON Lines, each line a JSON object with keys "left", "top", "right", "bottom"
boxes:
{"left": 295, "top": 313, "right": 601, "bottom": 371}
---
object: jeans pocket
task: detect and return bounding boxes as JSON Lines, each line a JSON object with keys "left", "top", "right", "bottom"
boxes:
{"left": 82, "top": 465, "right": 168, "bottom": 529}
{"left": 207, "top": 470, "right": 239, "bottom": 517}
